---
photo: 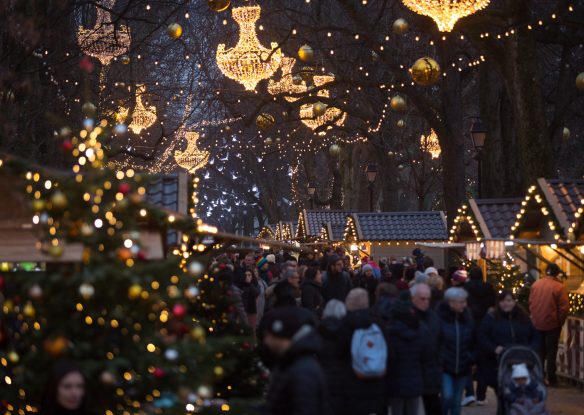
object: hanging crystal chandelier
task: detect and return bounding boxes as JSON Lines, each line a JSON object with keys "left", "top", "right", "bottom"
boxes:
{"left": 267, "top": 56, "right": 307, "bottom": 102}
{"left": 117, "top": 84, "right": 157, "bottom": 134}
{"left": 400, "top": 0, "right": 490, "bottom": 32}
{"left": 77, "top": 0, "right": 131, "bottom": 65}
{"left": 175, "top": 132, "right": 210, "bottom": 173}
{"left": 420, "top": 129, "right": 441, "bottom": 159}
{"left": 299, "top": 74, "right": 346, "bottom": 134}
{"left": 216, "top": 6, "right": 282, "bottom": 91}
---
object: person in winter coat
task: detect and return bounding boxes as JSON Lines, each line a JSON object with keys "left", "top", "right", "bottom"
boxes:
{"left": 262, "top": 306, "right": 328, "bottom": 415}
{"left": 437, "top": 287, "right": 475, "bottom": 415}
{"left": 237, "top": 270, "right": 260, "bottom": 330}
{"left": 273, "top": 269, "right": 301, "bottom": 308}
{"left": 529, "top": 263, "right": 569, "bottom": 386}
{"left": 462, "top": 267, "right": 495, "bottom": 406}
{"left": 411, "top": 283, "right": 442, "bottom": 415}
{"left": 355, "top": 264, "right": 379, "bottom": 305}
{"left": 255, "top": 268, "right": 269, "bottom": 328}
{"left": 218, "top": 269, "right": 248, "bottom": 325}
{"left": 301, "top": 267, "right": 324, "bottom": 315}
{"left": 322, "top": 254, "right": 353, "bottom": 303}
{"left": 387, "top": 297, "right": 424, "bottom": 415}
{"left": 370, "top": 282, "right": 399, "bottom": 329}
{"left": 478, "top": 290, "right": 540, "bottom": 398}
{"left": 39, "top": 360, "right": 89, "bottom": 415}
{"left": 339, "top": 288, "right": 385, "bottom": 415}
{"left": 427, "top": 270, "right": 445, "bottom": 310}
{"left": 318, "top": 300, "right": 348, "bottom": 415}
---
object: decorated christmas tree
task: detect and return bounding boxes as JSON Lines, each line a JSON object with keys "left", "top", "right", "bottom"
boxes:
{"left": 0, "top": 115, "right": 263, "bottom": 414}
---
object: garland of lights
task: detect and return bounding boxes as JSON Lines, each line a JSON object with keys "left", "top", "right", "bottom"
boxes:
{"left": 77, "top": 0, "right": 131, "bottom": 65}
{"left": 267, "top": 56, "right": 307, "bottom": 102}
{"left": 449, "top": 204, "right": 482, "bottom": 241}
{"left": 299, "top": 75, "right": 346, "bottom": 134}
{"left": 510, "top": 184, "right": 564, "bottom": 242}
{"left": 400, "top": 0, "right": 491, "bottom": 32}
{"left": 216, "top": 6, "right": 282, "bottom": 91}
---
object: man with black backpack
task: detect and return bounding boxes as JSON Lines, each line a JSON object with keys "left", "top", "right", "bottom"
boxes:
{"left": 322, "top": 254, "right": 353, "bottom": 303}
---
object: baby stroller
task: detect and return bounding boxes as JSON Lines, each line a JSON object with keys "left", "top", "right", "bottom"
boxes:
{"left": 497, "top": 346, "right": 548, "bottom": 415}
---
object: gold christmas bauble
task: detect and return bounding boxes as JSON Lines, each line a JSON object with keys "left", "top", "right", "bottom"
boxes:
{"left": 390, "top": 95, "right": 407, "bottom": 112}
{"left": 298, "top": 44, "right": 314, "bottom": 62}
{"left": 312, "top": 101, "right": 327, "bottom": 117}
{"left": 191, "top": 326, "right": 206, "bottom": 341}
{"left": 576, "top": 72, "right": 584, "bottom": 91}
{"left": 82, "top": 102, "right": 96, "bottom": 117}
{"left": 329, "top": 144, "right": 341, "bottom": 157}
{"left": 562, "top": 127, "right": 571, "bottom": 141}
{"left": 44, "top": 336, "right": 69, "bottom": 357}
{"left": 393, "top": 18, "right": 409, "bottom": 35}
{"left": 32, "top": 199, "right": 46, "bottom": 212}
{"left": 214, "top": 366, "right": 224, "bottom": 376}
{"left": 167, "top": 23, "right": 183, "bottom": 40}
{"left": 48, "top": 245, "right": 64, "bottom": 258}
{"left": 7, "top": 351, "right": 19, "bottom": 363}
{"left": 264, "top": 137, "right": 273, "bottom": 145}
{"left": 208, "top": 0, "right": 230, "bottom": 12}
{"left": 0, "top": 262, "right": 11, "bottom": 272}
{"left": 299, "top": 66, "right": 315, "bottom": 83}
{"left": 397, "top": 119, "right": 405, "bottom": 128}
{"left": 256, "top": 113, "right": 275, "bottom": 131}
{"left": 51, "top": 191, "right": 68, "bottom": 210}
{"left": 23, "top": 302, "right": 36, "bottom": 318}
{"left": 128, "top": 284, "right": 142, "bottom": 300}
{"left": 410, "top": 57, "right": 441, "bottom": 86}
{"left": 120, "top": 55, "right": 130, "bottom": 65}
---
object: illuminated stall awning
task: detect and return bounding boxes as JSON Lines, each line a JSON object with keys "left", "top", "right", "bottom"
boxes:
{"left": 296, "top": 209, "right": 352, "bottom": 241}
{"left": 257, "top": 224, "right": 277, "bottom": 240}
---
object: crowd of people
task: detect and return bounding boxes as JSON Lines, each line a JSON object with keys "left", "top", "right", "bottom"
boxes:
{"left": 214, "top": 246, "right": 569, "bottom": 415}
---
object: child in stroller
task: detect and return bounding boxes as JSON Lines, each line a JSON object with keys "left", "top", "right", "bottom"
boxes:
{"left": 499, "top": 347, "right": 549, "bottom": 415}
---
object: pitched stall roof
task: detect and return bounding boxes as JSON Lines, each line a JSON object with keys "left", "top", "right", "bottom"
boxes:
{"left": 450, "top": 199, "right": 521, "bottom": 242}
{"left": 275, "top": 222, "right": 297, "bottom": 241}
{"left": 320, "top": 222, "right": 345, "bottom": 242}
{"left": 296, "top": 209, "right": 351, "bottom": 240}
{"left": 511, "top": 178, "right": 584, "bottom": 242}
{"left": 257, "top": 225, "right": 276, "bottom": 240}
{"left": 345, "top": 211, "right": 448, "bottom": 242}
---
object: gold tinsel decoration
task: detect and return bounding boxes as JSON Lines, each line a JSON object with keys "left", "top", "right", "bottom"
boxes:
{"left": 77, "top": 0, "right": 131, "bottom": 65}
{"left": 216, "top": 6, "right": 282, "bottom": 91}
{"left": 400, "top": 0, "right": 490, "bottom": 32}
{"left": 410, "top": 57, "right": 441, "bottom": 86}
{"left": 175, "top": 132, "right": 210, "bottom": 173}
{"left": 420, "top": 129, "right": 441, "bottom": 159}
{"left": 267, "top": 57, "right": 307, "bottom": 102}
{"left": 299, "top": 74, "right": 346, "bottom": 134}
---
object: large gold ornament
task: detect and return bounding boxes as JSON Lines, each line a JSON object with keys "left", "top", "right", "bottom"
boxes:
{"left": 77, "top": 0, "right": 131, "bottom": 65}
{"left": 420, "top": 129, "right": 441, "bottom": 159}
{"left": 208, "top": 0, "right": 231, "bottom": 12}
{"left": 393, "top": 18, "right": 409, "bottom": 34}
{"left": 562, "top": 127, "right": 571, "bottom": 141}
{"left": 299, "top": 75, "right": 346, "bottom": 133}
{"left": 118, "top": 84, "right": 157, "bottom": 134}
{"left": 576, "top": 72, "right": 584, "bottom": 91}
{"left": 216, "top": 6, "right": 282, "bottom": 91}
{"left": 410, "top": 57, "right": 441, "bottom": 86}
{"left": 174, "top": 132, "right": 210, "bottom": 174}
{"left": 256, "top": 113, "right": 275, "bottom": 131}
{"left": 167, "top": 23, "right": 183, "bottom": 39}
{"left": 329, "top": 144, "right": 341, "bottom": 156}
{"left": 298, "top": 44, "right": 314, "bottom": 62}
{"left": 267, "top": 57, "right": 307, "bottom": 102}
{"left": 390, "top": 95, "right": 407, "bottom": 111}
{"left": 400, "top": 0, "right": 491, "bottom": 32}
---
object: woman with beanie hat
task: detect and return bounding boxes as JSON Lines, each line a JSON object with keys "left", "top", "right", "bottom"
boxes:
{"left": 355, "top": 263, "right": 379, "bottom": 304}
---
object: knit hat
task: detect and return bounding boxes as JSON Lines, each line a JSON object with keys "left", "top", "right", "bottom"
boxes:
{"left": 328, "top": 254, "right": 342, "bottom": 265}
{"left": 362, "top": 264, "right": 374, "bottom": 273}
{"left": 511, "top": 363, "right": 530, "bottom": 382}
{"left": 256, "top": 257, "right": 268, "bottom": 269}
{"left": 264, "top": 306, "right": 313, "bottom": 339}
{"left": 266, "top": 254, "right": 276, "bottom": 264}
{"left": 451, "top": 269, "right": 468, "bottom": 283}
{"left": 424, "top": 267, "right": 438, "bottom": 277}
{"left": 414, "top": 270, "right": 429, "bottom": 284}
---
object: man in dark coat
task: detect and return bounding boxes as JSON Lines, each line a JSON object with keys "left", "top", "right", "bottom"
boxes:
{"left": 322, "top": 254, "right": 353, "bottom": 303}
{"left": 262, "top": 307, "right": 329, "bottom": 415}
{"left": 411, "top": 283, "right": 442, "bottom": 415}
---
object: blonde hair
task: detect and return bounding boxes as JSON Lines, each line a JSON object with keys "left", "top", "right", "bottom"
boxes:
{"left": 345, "top": 288, "right": 369, "bottom": 311}
{"left": 428, "top": 274, "right": 444, "bottom": 290}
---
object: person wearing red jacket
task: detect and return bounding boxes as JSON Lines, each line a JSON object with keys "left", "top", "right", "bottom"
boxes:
{"left": 529, "top": 263, "right": 569, "bottom": 386}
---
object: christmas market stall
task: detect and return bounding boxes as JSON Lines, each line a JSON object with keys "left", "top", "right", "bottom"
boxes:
{"left": 343, "top": 211, "right": 448, "bottom": 268}
{"left": 295, "top": 209, "right": 352, "bottom": 242}
{"left": 319, "top": 222, "right": 345, "bottom": 243}
{"left": 509, "top": 178, "right": 584, "bottom": 384}
{"left": 257, "top": 224, "right": 277, "bottom": 240}
{"left": 275, "top": 221, "right": 297, "bottom": 242}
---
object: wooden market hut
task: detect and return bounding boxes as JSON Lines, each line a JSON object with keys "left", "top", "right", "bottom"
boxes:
{"left": 319, "top": 222, "right": 345, "bottom": 243}
{"left": 275, "top": 221, "right": 297, "bottom": 241}
{"left": 295, "top": 209, "right": 352, "bottom": 242}
{"left": 509, "top": 178, "right": 584, "bottom": 384}
{"left": 257, "top": 224, "right": 277, "bottom": 240}
{"left": 342, "top": 211, "right": 448, "bottom": 268}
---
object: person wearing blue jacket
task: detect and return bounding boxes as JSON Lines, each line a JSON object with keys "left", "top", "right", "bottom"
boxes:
{"left": 437, "top": 287, "right": 475, "bottom": 415}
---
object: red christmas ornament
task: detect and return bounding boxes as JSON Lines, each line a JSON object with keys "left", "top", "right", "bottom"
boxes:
{"left": 118, "top": 182, "right": 131, "bottom": 195}
{"left": 79, "top": 56, "right": 95, "bottom": 74}
{"left": 61, "top": 140, "right": 73, "bottom": 152}
{"left": 153, "top": 367, "right": 165, "bottom": 379}
{"left": 137, "top": 250, "right": 147, "bottom": 261}
{"left": 172, "top": 304, "right": 187, "bottom": 319}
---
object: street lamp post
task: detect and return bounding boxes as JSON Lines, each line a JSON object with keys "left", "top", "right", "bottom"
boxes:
{"left": 307, "top": 183, "right": 316, "bottom": 210}
{"left": 470, "top": 119, "right": 487, "bottom": 198}
{"left": 365, "top": 164, "right": 378, "bottom": 212}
